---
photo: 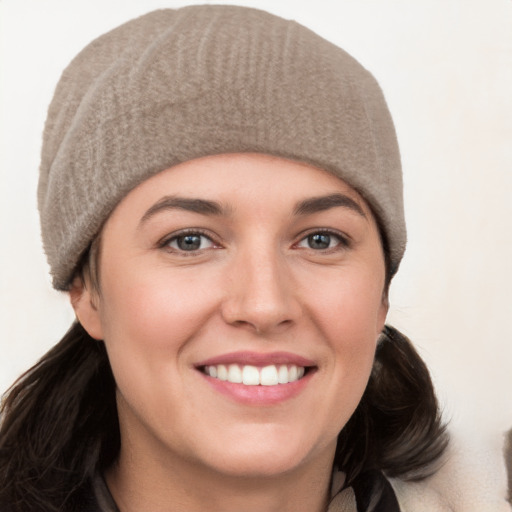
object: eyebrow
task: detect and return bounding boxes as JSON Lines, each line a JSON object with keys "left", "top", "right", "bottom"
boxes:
{"left": 293, "top": 193, "right": 366, "bottom": 217}
{"left": 140, "top": 192, "right": 366, "bottom": 226}
{"left": 140, "top": 196, "right": 227, "bottom": 224}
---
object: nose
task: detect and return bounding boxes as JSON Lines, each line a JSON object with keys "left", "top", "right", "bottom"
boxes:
{"left": 220, "top": 247, "right": 302, "bottom": 335}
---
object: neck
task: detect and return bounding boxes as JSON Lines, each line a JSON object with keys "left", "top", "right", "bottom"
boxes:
{"left": 105, "top": 436, "right": 335, "bottom": 512}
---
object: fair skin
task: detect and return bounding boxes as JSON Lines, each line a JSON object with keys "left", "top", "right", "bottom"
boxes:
{"left": 71, "top": 153, "right": 388, "bottom": 512}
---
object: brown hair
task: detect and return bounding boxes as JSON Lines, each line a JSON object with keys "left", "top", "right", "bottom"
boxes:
{"left": 0, "top": 318, "right": 448, "bottom": 511}
{"left": 0, "top": 323, "right": 118, "bottom": 511}
{"left": 0, "top": 208, "right": 449, "bottom": 510}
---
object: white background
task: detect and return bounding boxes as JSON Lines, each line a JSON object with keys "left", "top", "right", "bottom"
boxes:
{"left": 1, "top": 0, "right": 511, "bottom": 474}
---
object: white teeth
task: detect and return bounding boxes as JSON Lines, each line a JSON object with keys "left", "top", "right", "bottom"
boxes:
{"left": 242, "top": 365, "right": 260, "bottom": 385}
{"left": 277, "top": 365, "right": 289, "bottom": 384}
{"left": 227, "top": 364, "right": 243, "bottom": 383}
{"left": 260, "top": 365, "right": 279, "bottom": 386}
{"left": 217, "top": 364, "right": 228, "bottom": 381}
{"left": 204, "top": 364, "right": 307, "bottom": 386}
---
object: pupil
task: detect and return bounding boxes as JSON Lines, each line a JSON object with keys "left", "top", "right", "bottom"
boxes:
{"left": 309, "top": 233, "right": 330, "bottom": 249}
{"left": 178, "top": 235, "right": 201, "bottom": 250}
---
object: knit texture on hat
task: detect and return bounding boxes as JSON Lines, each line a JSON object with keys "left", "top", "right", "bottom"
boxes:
{"left": 38, "top": 5, "right": 406, "bottom": 290}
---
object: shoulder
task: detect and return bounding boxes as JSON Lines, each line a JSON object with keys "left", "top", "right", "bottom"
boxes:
{"left": 329, "top": 470, "right": 401, "bottom": 512}
{"left": 390, "top": 431, "right": 511, "bottom": 512}
{"left": 390, "top": 477, "right": 452, "bottom": 512}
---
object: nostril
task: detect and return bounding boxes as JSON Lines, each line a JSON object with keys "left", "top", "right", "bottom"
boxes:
{"left": 227, "top": 318, "right": 296, "bottom": 336}
{"left": 221, "top": 294, "right": 301, "bottom": 335}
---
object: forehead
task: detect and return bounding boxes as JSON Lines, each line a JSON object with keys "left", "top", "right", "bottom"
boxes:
{"left": 109, "top": 152, "right": 373, "bottom": 221}
{"left": 85, "top": 152, "right": 388, "bottom": 289}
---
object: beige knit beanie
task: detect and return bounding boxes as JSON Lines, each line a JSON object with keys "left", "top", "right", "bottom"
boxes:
{"left": 38, "top": 4, "right": 406, "bottom": 290}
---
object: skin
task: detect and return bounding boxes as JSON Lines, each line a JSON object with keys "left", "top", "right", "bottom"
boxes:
{"left": 71, "top": 153, "right": 388, "bottom": 512}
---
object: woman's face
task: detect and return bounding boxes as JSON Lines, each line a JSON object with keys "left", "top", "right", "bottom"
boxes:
{"left": 73, "top": 153, "right": 387, "bottom": 479}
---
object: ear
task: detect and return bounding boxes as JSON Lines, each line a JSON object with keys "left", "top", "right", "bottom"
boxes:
{"left": 377, "top": 294, "right": 389, "bottom": 334}
{"left": 69, "top": 276, "right": 104, "bottom": 340}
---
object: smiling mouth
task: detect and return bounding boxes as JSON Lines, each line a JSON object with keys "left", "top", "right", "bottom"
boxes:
{"left": 201, "top": 364, "right": 310, "bottom": 386}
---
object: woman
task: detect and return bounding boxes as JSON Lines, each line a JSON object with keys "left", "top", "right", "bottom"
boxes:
{"left": 0, "top": 5, "right": 447, "bottom": 511}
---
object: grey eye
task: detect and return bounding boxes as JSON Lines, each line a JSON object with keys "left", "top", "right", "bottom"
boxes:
{"left": 168, "top": 233, "right": 214, "bottom": 251}
{"left": 177, "top": 235, "right": 202, "bottom": 250}
{"left": 307, "top": 233, "right": 332, "bottom": 249}
{"left": 297, "top": 231, "right": 346, "bottom": 250}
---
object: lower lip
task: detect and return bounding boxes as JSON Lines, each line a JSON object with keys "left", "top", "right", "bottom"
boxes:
{"left": 199, "top": 370, "right": 315, "bottom": 406}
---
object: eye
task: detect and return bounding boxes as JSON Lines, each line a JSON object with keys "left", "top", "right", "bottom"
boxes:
{"left": 164, "top": 231, "right": 216, "bottom": 252}
{"left": 297, "top": 231, "right": 348, "bottom": 250}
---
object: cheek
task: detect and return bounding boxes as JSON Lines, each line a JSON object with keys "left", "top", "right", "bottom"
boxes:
{"left": 96, "top": 266, "right": 220, "bottom": 399}
{"left": 306, "top": 267, "right": 385, "bottom": 418}
{"left": 99, "top": 263, "right": 217, "bottom": 344}
{"left": 95, "top": 268, "right": 224, "bottom": 447}
{"left": 310, "top": 266, "right": 386, "bottom": 346}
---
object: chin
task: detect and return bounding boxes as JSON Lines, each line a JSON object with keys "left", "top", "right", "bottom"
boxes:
{"left": 208, "top": 451, "right": 307, "bottom": 479}
{"left": 195, "top": 428, "right": 332, "bottom": 479}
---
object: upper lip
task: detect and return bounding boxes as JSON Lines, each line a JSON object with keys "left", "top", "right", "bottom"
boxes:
{"left": 195, "top": 351, "right": 316, "bottom": 368}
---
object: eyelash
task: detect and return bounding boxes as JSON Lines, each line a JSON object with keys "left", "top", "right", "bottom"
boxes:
{"left": 158, "top": 228, "right": 351, "bottom": 255}
{"left": 159, "top": 229, "right": 220, "bottom": 255}
{"left": 295, "top": 229, "right": 351, "bottom": 252}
